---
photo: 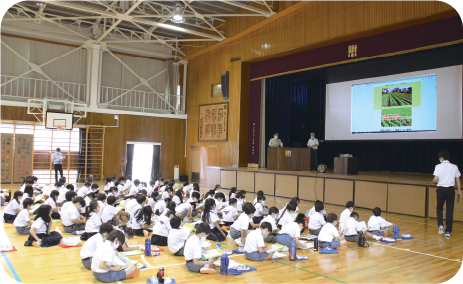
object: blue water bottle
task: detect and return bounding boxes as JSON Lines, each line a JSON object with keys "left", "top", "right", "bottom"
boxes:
{"left": 393, "top": 225, "right": 399, "bottom": 239}
{"left": 289, "top": 240, "right": 297, "bottom": 261}
{"left": 216, "top": 242, "right": 221, "bottom": 249}
{"left": 220, "top": 254, "right": 229, "bottom": 275}
{"left": 145, "top": 238, "right": 151, "bottom": 256}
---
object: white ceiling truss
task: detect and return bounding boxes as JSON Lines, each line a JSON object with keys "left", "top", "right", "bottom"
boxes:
{"left": 2, "top": 1, "right": 277, "bottom": 59}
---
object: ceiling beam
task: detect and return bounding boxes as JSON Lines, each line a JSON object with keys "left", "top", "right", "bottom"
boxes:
{"left": 97, "top": 0, "right": 143, "bottom": 42}
{"left": 182, "top": 1, "right": 225, "bottom": 39}
{"left": 218, "top": 1, "right": 273, "bottom": 16}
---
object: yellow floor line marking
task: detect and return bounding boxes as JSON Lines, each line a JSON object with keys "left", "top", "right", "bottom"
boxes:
{"left": 373, "top": 242, "right": 462, "bottom": 262}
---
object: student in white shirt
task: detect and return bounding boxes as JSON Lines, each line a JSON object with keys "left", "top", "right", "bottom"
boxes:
{"left": 168, "top": 216, "right": 192, "bottom": 256}
{"left": 161, "top": 186, "right": 173, "bottom": 200}
{"left": 176, "top": 201, "right": 193, "bottom": 221}
{"left": 147, "top": 181, "right": 156, "bottom": 196}
{"left": 151, "top": 210, "right": 175, "bottom": 246}
{"left": 276, "top": 203, "right": 297, "bottom": 230}
{"left": 276, "top": 215, "right": 307, "bottom": 248}
{"left": 221, "top": 198, "right": 239, "bottom": 226}
{"left": 20, "top": 186, "right": 35, "bottom": 209}
{"left": 154, "top": 177, "right": 163, "bottom": 188}
{"left": 60, "top": 190, "right": 76, "bottom": 215}
{"left": 131, "top": 206, "right": 153, "bottom": 238}
{"left": 432, "top": 149, "right": 461, "bottom": 237}
{"left": 339, "top": 201, "right": 354, "bottom": 233}
{"left": 230, "top": 203, "right": 256, "bottom": 246}
{"left": 62, "top": 197, "right": 86, "bottom": 233}
{"left": 308, "top": 201, "right": 326, "bottom": 235}
{"left": 81, "top": 201, "right": 102, "bottom": 241}
{"left": 80, "top": 223, "right": 113, "bottom": 269}
{"left": 13, "top": 198, "right": 34, "bottom": 235}
{"left": 104, "top": 177, "right": 113, "bottom": 192}
{"left": 252, "top": 195, "right": 267, "bottom": 225}
{"left": 101, "top": 196, "right": 130, "bottom": 224}
{"left": 129, "top": 179, "right": 141, "bottom": 195}
{"left": 91, "top": 183, "right": 100, "bottom": 195}
{"left": 367, "top": 207, "right": 393, "bottom": 237}
{"left": 202, "top": 199, "right": 226, "bottom": 242}
{"left": 123, "top": 176, "right": 132, "bottom": 193}
{"left": 24, "top": 204, "right": 62, "bottom": 248}
{"left": 3, "top": 191, "right": 23, "bottom": 223}
{"left": 308, "top": 200, "right": 327, "bottom": 218}
{"left": 128, "top": 195, "right": 146, "bottom": 225}
{"left": 116, "top": 177, "right": 128, "bottom": 197}
{"left": 154, "top": 198, "right": 171, "bottom": 216}
{"left": 147, "top": 191, "right": 159, "bottom": 211}
{"left": 91, "top": 230, "right": 140, "bottom": 282}
{"left": 344, "top": 212, "right": 382, "bottom": 242}
{"left": 261, "top": 207, "right": 280, "bottom": 243}
{"left": 181, "top": 181, "right": 190, "bottom": 197}
{"left": 172, "top": 189, "right": 183, "bottom": 206}
{"left": 124, "top": 196, "right": 138, "bottom": 217}
{"left": 186, "top": 192, "right": 201, "bottom": 217}
{"left": 78, "top": 182, "right": 92, "bottom": 197}
{"left": 184, "top": 222, "right": 216, "bottom": 274}
{"left": 213, "top": 192, "right": 226, "bottom": 216}
{"left": 45, "top": 190, "right": 61, "bottom": 220}
{"left": 244, "top": 222, "right": 274, "bottom": 261}
{"left": 228, "top": 187, "right": 237, "bottom": 200}
{"left": 235, "top": 192, "right": 245, "bottom": 212}
{"left": 318, "top": 213, "right": 347, "bottom": 250}
{"left": 253, "top": 191, "right": 265, "bottom": 206}
{"left": 84, "top": 192, "right": 97, "bottom": 214}
{"left": 56, "top": 184, "right": 72, "bottom": 206}
{"left": 96, "top": 194, "right": 106, "bottom": 220}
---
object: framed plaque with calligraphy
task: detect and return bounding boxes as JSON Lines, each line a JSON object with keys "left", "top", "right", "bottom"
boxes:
{"left": 199, "top": 102, "right": 228, "bottom": 141}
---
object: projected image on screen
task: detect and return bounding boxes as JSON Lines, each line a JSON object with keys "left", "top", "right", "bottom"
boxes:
{"left": 351, "top": 74, "right": 436, "bottom": 134}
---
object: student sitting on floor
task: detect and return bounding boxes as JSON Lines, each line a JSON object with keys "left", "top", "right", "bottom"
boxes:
{"left": 78, "top": 182, "right": 91, "bottom": 198}
{"left": 25, "top": 205, "right": 63, "bottom": 248}
{"left": 13, "top": 198, "right": 34, "bottom": 235}
{"left": 161, "top": 186, "right": 173, "bottom": 200}
{"left": 81, "top": 200, "right": 102, "bottom": 241}
{"left": 307, "top": 201, "right": 326, "bottom": 235}
{"left": 367, "top": 207, "right": 394, "bottom": 237}
{"left": 80, "top": 223, "right": 114, "bottom": 269}
{"left": 308, "top": 200, "right": 327, "bottom": 218}
{"left": 131, "top": 205, "right": 153, "bottom": 238}
{"left": 61, "top": 197, "right": 86, "bottom": 233}
{"left": 175, "top": 198, "right": 193, "bottom": 221}
{"left": 129, "top": 195, "right": 146, "bottom": 223}
{"left": 172, "top": 189, "right": 183, "bottom": 206}
{"left": 147, "top": 191, "right": 159, "bottom": 211}
{"left": 344, "top": 212, "right": 382, "bottom": 242}
{"left": 115, "top": 227, "right": 138, "bottom": 252}
{"left": 56, "top": 183, "right": 70, "bottom": 206}
{"left": 252, "top": 195, "right": 267, "bottom": 225}
{"left": 261, "top": 206, "right": 280, "bottom": 243}
{"left": 186, "top": 191, "right": 201, "bottom": 216}
{"left": 154, "top": 197, "right": 171, "bottom": 216}
{"left": 230, "top": 202, "right": 256, "bottom": 246}
{"left": 101, "top": 196, "right": 130, "bottom": 225}
{"left": 235, "top": 192, "right": 245, "bottom": 212}
{"left": 276, "top": 214, "right": 307, "bottom": 249}
{"left": 96, "top": 194, "right": 106, "bottom": 219}
{"left": 213, "top": 192, "right": 226, "bottom": 215}
{"left": 129, "top": 179, "right": 141, "bottom": 195}
{"left": 202, "top": 198, "right": 227, "bottom": 242}
{"left": 20, "top": 185, "right": 35, "bottom": 208}
{"left": 91, "top": 230, "right": 140, "bottom": 282}
{"left": 318, "top": 213, "right": 347, "bottom": 250}
{"left": 45, "top": 190, "right": 61, "bottom": 219}
{"left": 83, "top": 192, "right": 97, "bottom": 215}
{"left": 276, "top": 202, "right": 297, "bottom": 230}
{"left": 182, "top": 181, "right": 190, "bottom": 197}
{"left": 221, "top": 198, "right": 239, "bottom": 227}
{"left": 228, "top": 187, "right": 237, "bottom": 200}
{"left": 151, "top": 210, "right": 175, "bottom": 246}
{"left": 244, "top": 221, "right": 274, "bottom": 261}
{"left": 3, "top": 191, "right": 23, "bottom": 223}
{"left": 184, "top": 222, "right": 217, "bottom": 274}
{"left": 339, "top": 201, "right": 355, "bottom": 232}
{"left": 168, "top": 216, "right": 192, "bottom": 256}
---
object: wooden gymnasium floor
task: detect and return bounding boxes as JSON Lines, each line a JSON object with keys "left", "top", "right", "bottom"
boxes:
{"left": 1, "top": 183, "right": 462, "bottom": 284}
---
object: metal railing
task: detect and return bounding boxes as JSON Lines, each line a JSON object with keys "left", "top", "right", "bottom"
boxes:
{"left": 1, "top": 75, "right": 87, "bottom": 102}
{"left": 100, "top": 86, "right": 183, "bottom": 113}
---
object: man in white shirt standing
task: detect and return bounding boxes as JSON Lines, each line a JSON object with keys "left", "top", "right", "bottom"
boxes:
{"left": 51, "top": 148, "right": 64, "bottom": 182}
{"left": 307, "top": 132, "right": 319, "bottom": 171}
{"left": 432, "top": 149, "right": 461, "bottom": 237}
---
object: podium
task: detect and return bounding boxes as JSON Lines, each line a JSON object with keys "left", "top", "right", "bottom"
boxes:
{"left": 267, "top": 147, "right": 312, "bottom": 171}
{"left": 334, "top": 157, "right": 358, "bottom": 175}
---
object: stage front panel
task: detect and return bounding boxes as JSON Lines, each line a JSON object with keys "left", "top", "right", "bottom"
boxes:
{"left": 354, "top": 181, "right": 387, "bottom": 210}
{"left": 237, "top": 171, "right": 255, "bottom": 193}
{"left": 388, "top": 184, "right": 426, "bottom": 217}
{"left": 325, "top": 179, "right": 354, "bottom": 206}
{"left": 220, "top": 170, "right": 237, "bottom": 189}
{"left": 255, "top": 173, "right": 275, "bottom": 196}
{"left": 275, "top": 174, "right": 298, "bottom": 198}
{"left": 298, "top": 177, "right": 324, "bottom": 202}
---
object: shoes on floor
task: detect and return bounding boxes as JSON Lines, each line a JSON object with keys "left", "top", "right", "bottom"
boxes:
{"left": 32, "top": 241, "right": 41, "bottom": 248}
{"left": 444, "top": 232, "right": 450, "bottom": 237}
{"left": 438, "top": 226, "right": 444, "bottom": 235}
{"left": 372, "top": 235, "right": 383, "bottom": 241}
{"left": 200, "top": 264, "right": 216, "bottom": 274}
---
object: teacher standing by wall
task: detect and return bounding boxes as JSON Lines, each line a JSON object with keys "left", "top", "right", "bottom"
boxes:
{"left": 432, "top": 149, "right": 461, "bottom": 238}
{"left": 51, "top": 148, "right": 64, "bottom": 182}
{"left": 307, "top": 132, "right": 319, "bottom": 170}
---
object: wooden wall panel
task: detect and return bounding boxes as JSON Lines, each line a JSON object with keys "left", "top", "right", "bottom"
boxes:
{"left": 298, "top": 177, "right": 324, "bottom": 201}
{"left": 428, "top": 186, "right": 463, "bottom": 221}
{"left": 255, "top": 172, "right": 275, "bottom": 195}
{"left": 220, "top": 170, "right": 236, "bottom": 189}
{"left": 237, "top": 171, "right": 255, "bottom": 193}
{"left": 325, "top": 179, "right": 354, "bottom": 206}
{"left": 388, "top": 184, "right": 426, "bottom": 217}
{"left": 275, "top": 174, "right": 298, "bottom": 198}
{"left": 1, "top": 106, "right": 186, "bottom": 180}
{"left": 355, "top": 181, "right": 388, "bottom": 210}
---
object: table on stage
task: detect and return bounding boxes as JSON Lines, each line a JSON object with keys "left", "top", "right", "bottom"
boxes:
{"left": 267, "top": 147, "right": 312, "bottom": 171}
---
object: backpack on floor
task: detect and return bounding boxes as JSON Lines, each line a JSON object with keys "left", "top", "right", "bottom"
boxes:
{"left": 358, "top": 231, "right": 369, "bottom": 247}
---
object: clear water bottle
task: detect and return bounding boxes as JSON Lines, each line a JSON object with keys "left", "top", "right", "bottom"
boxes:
{"left": 306, "top": 210, "right": 310, "bottom": 218}
{"left": 289, "top": 240, "right": 297, "bottom": 261}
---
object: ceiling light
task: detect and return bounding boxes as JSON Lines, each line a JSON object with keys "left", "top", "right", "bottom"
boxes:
{"left": 36, "top": 2, "right": 47, "bottom": 7}
{"left": 171, "top": 4, "right": 185, "bottom": 24}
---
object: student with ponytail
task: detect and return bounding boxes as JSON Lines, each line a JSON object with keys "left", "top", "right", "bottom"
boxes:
{"left": 148, "top": 191, "right": 159, "bottom": 211}
{"left": 45, "top": 190, "right": 61, "bottom": 219}
{"left": 81, "top": 200, "right": 102, "bottom": 241}
{"left": 131, "top": 206, "right": 153, "bottom": 237}
{"left": 252, "top": 195, "right": 267, "bottom": 224}
{"left": 229, "top": 187, "right": 237, "bottom": 200}
{"left": 202, "top": 199, "right": 227, "bottom": 242}
{"left": 172, "top": 189, "right": 183, "bottom": 206}
{"left": 276, "top": 202, "right": 297, "bottom": 229}
{"left": 25, "top": 205, "right": 63, "bottom": 248}
{"left": 151, "top": 210, "right": 175, "bottom": 246}
{"left": 3, "top": 191, "right": 23, "bottom": 223}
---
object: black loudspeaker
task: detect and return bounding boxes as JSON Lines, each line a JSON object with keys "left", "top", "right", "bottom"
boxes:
{"left": 179, "top": 175, "right": 188, "bottom": 182}
{"left": 221, "top": 71, "right": 229, "bottom": 99}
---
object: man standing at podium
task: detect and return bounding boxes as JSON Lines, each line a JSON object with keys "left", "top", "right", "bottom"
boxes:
{"left": 307, "top": 132, "right": 319, "bottom": 170}
{"left": 268, "top": 132, "right": 283, "bottom": 147}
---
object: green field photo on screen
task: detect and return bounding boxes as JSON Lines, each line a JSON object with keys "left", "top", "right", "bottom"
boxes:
{"left": 381, "top": 107, "right": 412, "bottom": 127}
{"left": 381, "top": 86, "right": 412, "bottom": 107}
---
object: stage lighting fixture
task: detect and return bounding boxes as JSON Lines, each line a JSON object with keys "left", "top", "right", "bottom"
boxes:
{"left": 171, "top": 4, "right": 185, "bottom": 24}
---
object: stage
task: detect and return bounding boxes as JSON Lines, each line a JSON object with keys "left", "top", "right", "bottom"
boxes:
{"left": 205, "top": 166, "right": 463, "bottom": 221}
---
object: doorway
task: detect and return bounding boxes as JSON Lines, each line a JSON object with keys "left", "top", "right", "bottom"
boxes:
{"left": 126, "top": 142, "right": 161, "bottom": 182}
